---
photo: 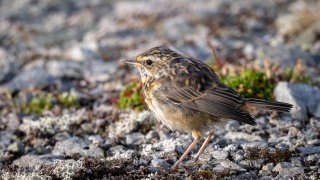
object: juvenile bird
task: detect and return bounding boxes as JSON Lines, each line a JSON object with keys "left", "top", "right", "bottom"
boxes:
{"left": 125, "top": 46, "right": 292, "bottom": 169}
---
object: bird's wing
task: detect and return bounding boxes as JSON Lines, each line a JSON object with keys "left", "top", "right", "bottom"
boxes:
{"left": 158, "top": 59, "right": 256, "bottom": 125}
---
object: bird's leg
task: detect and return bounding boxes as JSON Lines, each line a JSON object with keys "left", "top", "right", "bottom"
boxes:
{"left": 193, "top": 131, "right": 214, "bottom": 162}
{"left": 172, "top": 130, "right": 201, "bottom": 170}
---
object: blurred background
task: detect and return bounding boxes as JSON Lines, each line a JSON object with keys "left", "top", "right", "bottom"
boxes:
{"left": 0, "top": 0, "right": 320, "bottom": 179}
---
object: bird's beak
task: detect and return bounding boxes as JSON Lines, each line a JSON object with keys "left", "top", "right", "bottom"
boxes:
{"left": 123, "top": 60, "right": 143, "bottom": 67}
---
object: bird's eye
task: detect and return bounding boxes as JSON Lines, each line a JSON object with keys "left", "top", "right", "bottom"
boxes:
{"left": 146, "top": 60, "right": 153, "bottom": 66}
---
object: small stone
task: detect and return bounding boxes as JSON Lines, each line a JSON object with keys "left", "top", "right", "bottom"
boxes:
{"left": 212, "top": 150, "right": 228, "bottom": 160}
{"left": 81, "top": 123, "right": 94, "bottom": 133}
{"left": 52, "top": 136, "right": 104, "bottom": 158}
{"left": 240, "top": 159, "right": 264, "bottom": 169}
{"left": 225, "top": 121, "right": 241, "bottom": 131}
{"left": 146, "top": 130, "right": 159, "bottom": 142}
{"left": 13, "top": 154, "right": 64, "bottom": 168}
{"left": 281, "top": 167, "right": 305, "bottom": 177}
{"left": 211, "top": 165, "right": 227, "bottom": 173}
{"left": 151, "top": 159, "right": 170, "bottom": 169}
{"left": 299, "top": 146, "right": 320, "bottom": 155}
{"left": 310, "top": 117, "right": 320, "bottom": 132}
{"left": 126, "top": 132, "right": 146, "bottom": 145}
{"left": 290, "top": 157, "right": 303, "bottom": 167}
{"left": 139, "top": 159, "right": 149, "bottom": 166}
{"left": 220, "top": 160, "right": 247, "bottom": 172}
{"left": 108, "top": 145, "right": 126, "bottom": 155}
{"left": 234, "top": 150, "right": 244, "bottom": 161}
{"left": 307, "top": 139, "right": 320, "bottom": 146}
{"left": 240, "top": 141, "right": 268, "bottom": 150}
{"left": 88, "top": 135, "right": 104, "bottom": 146}
{"left": 306, "top": 154, "right": 320, "bottom": 162}
{"left": 224, "top": 132, "right": 263, "bottom": 141}
{"left": 273, "top": 162, "right": 291, "bottom": 172}
{"left": 7, "top": 142, "right": 24, "bottom": 154}
{"left": 262, "top": 163, "right": 274, "bottom": 172}
{"left": 198, "top": 147, "right": 213, "bottom": 162}
{"left": 272, "top": 161, "right": 304, "bottom": 176}
{"left": 200, "top": 164, "right": 213, "bottom": 171}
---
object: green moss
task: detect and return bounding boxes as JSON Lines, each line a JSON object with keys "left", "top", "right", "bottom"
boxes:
{"left": 119, "top": 81, "right": 146, "bottom": 111}
{"left": 220, "top": 69, "right": 274, "bottom": 100}
{"left": 57, "top": 92, "right": 79, "bottom": 108}
{"left": 22, "top": 96, "right": 53, "bottom": 114}
{"left": 282, "top": 68, "right": 315, "bottom": 85}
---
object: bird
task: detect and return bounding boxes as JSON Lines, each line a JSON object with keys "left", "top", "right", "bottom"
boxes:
{"left": 124, "top": 46, "right": 292, "bottom": 169}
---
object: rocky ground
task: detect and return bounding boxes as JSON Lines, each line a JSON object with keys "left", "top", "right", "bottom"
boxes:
{"left": 0, "top": 0, "right": 320, "bottom": 179}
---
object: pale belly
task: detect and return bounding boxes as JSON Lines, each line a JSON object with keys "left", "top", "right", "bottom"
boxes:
{"left": 146, "top": 97, "right": 222, "bottom": 133}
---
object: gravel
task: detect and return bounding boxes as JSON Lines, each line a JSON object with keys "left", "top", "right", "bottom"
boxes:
{"left": 0, "top": 0, "right": 319, "bottom": 179}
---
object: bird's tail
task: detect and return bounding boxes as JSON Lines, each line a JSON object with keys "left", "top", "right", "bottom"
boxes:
{"left": 242, "top": 98, "right": 293, "bottom": 112}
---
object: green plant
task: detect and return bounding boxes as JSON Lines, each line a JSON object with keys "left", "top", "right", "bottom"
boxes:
{"left": 58, "top": 92, "right": 79, "bottom": 108}
{"left": 220, "top": 69, "right": 274, "bottom": 100}
{"left": 22, "top": 96, "right": 53, "bottom": 114}
{"left": 282, "top": 68, "right": 314, "bottom": 85}
{"left": 119, "top": 81, "right": 146, "bottom": 111}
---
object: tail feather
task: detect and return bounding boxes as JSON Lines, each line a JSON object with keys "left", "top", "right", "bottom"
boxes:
{"left": 244, "top": 98, "right": 293, "bottom": 112}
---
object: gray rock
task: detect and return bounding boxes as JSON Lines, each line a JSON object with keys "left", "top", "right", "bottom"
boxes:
{"left": 307, "top": 154, "right": 320, "bottom": 162}
{"left": 225, "top": 121, "right": 241, "bottom": 132}
{"left": 273, "top": 162, "right": 305, "bottom": 176}
{"left": 299, "top": 146, "right": 320, "bottom": 156}
{"left": 126, "top": 132, "right": 146, "bottom": 145}
{"left": 273, "top": 162, "right": 291, "bottom": 172}
{"left": 279, "top": 167, "right": 305, "bottom": 177}
{"left": 220, "top": 160, "right": 247, "bottom": 172}
{"left": 52, "top": 136, "right": 104, "bottom": 158}
{"left": 13, "top": 154, "right": 64, "bottom": 168}
{"left": 108, "top": 145, "right": 127, "bottom": 155}
{"left": 151, "top": 159, "right": 170, "bottom": 169}
{"left": 7, "top": 142, "right": 24, "bottom": 154}
{"left": 141, "top": 138, "right": 182, "bottom": 160}
{"left": 212, "top": 150, "right": 229, "bottom": 160}
{"left": 200, "top": 164, "right": 214, "bottom": 171}
{"left": 234, "top": 150, "right": 244, "bottom": 161}
{"left": 0, "top": 48, "right": 16, "bottom": 83}
{"left": 80, "top": 123, "right": 94, "bottom": 133}
{"left": 240, "top": 159, "right": 264, "bottom": 169}
{"left": 274, "top": 82, "right": 320, "bottom": 120}
{"left": 1, "top": 113, "right": 20, "bottom": 131}
{"left": 139, "top": 159, "right": 149, "bottom": 166}
{"left": 262, "top": 163, "right": 275, "bottom": 172}
{"left": 88, "top": 135, "right": 104, "bottom": 146}
{"left": 211, "top": 164, "right": 228, "bottom": 173}
{"left": 107, "top": 145, "right": 137, "bottom": 160}
{"left": 290, "top": 157, "right": 303, "bottom": 167}
{"left": 4, "top": 68, "right": 56, "bottom": 91}
{"left": 145, "top": 130, "right": 159, "bottom": 143}
{"left": 307, "top": 139, "right": 320, "bottom": 146}
{"left": 0, "top": 130, "right": 13, "bottom": 149}
{"left": 198, "top": 147, "right": 213, "bottom": 162}
{"left": 224, "top": 132, "right": 263, "bottom": 141}
{"left": 240, "top": 141, "right": 268, "bottom": 150}
{"left": 310, "top": 117, "right": 320, "bottom": 132}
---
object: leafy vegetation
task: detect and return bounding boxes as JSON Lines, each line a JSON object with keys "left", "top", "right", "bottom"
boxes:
{"left": 220, "top": 69, "right": 275, "bottom": 100}
{"left": 22, "top": 96, "right": 53, "bottom": 114}
{"left": 118, "top": 81, "right": 146, "bottom": 111}
{"left": 20, "top": 92, "right": 79, "bottom": 114}
{"left": 57, "top": 92, "right": 79, "bottom": 108}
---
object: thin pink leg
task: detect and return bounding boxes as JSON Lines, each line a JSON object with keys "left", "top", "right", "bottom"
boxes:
{"left": 193, "top": 131, "right": 214, "bottom": 162}
{"left": 172, "top": 131, "right": 201, "bottom": 169}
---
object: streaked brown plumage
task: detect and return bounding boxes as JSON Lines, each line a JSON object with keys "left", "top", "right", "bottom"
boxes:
{"left": 125, "top": 46, "right": 292, "bottom": 169}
